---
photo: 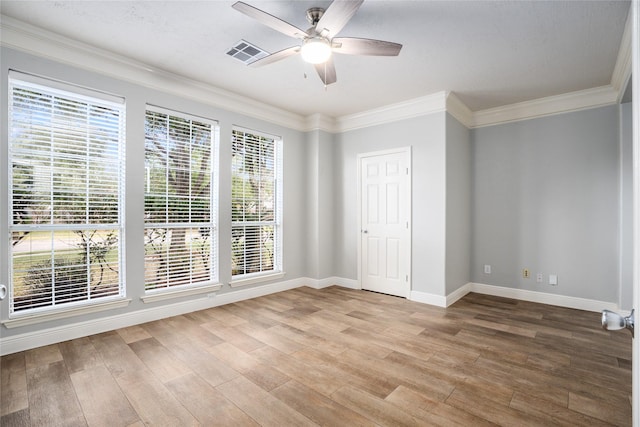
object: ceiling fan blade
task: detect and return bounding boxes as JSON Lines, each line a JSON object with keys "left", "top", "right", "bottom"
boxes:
{"left": 333, "top": 37, "right": 402, "bottom": 56}
{"left": 314, "top": 57, "right": 337, "bottom": 86}
{"left": 250, "top": 46, "right": 300, "bottom": 67}
{"left": 315, "top": 0, "right": 364, "bottom": 38}
{"left": 232, "top": 2, "right": 307, "bottom": 39}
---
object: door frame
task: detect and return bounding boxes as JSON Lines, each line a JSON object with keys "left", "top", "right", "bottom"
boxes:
{"left": 357, "top": 146, "right": 412, "bottom": 297}
{"left": 631, "top": 1, "right": 638, "bottom": 424}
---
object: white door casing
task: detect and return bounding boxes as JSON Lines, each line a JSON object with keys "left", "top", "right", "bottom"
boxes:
{"left": 631, "top": 0, "right": 639, "bottom": 424}
{"left": 358, "top": 147, "right": 411, "bottom": 298}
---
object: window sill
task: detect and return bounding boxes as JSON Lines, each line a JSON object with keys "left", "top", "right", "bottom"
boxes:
{"left": 141, "top": 282, "right": 222, "bottom": 304}
{"left": 2, "top": 297, "right": 131, "bottom": 329}
{"left": 229, "top": 271, "right": 285, "bottom": 288}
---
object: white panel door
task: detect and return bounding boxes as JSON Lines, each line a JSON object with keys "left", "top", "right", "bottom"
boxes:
{"left": 359, "top": 148, "right": 411, "bottom": 298}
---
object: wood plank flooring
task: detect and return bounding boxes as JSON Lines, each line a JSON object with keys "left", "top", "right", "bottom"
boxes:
{"left": 1, "top": 286, "right": 633, "bottom": 426}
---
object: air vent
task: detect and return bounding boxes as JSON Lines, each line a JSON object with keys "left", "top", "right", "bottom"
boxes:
{"left": 227, "top": 40, "right": 269, "bottom": 64}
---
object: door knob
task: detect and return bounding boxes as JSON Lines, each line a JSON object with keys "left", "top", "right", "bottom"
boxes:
{"left": 601, "top": 309, "right": 634, "bottom": 337}
{"left": 361, "top": 230, "right": 368, "bottom": 234}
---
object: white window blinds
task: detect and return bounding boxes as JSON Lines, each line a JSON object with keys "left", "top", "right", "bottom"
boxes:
{"left": 8, "top": 72, "right": 126, "bottom": 314}
{"left": 231, "top": 127, "right": 282, "bottom": 278}
{"left": 144, "top": 106, "right": 218, "bottom": 291}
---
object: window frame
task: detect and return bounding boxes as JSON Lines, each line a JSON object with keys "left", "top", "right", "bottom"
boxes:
{"left": 142, "top": 105, "right": 220, "bottom": 301}
{"left": 6, "top": 70, "right": 128, "bottom": 319}
{"left": 230, "top": 126, "right": 283, "bottom": 287}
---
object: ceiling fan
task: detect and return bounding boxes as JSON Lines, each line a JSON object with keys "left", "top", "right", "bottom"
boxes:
{"left": 232, "top": 0, "right": 402, "bottom": 86}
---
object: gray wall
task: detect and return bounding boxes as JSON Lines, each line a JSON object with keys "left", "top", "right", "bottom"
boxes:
{"left": 305, "top": 130, "right": 335, "bottom": 279}
{"left": 0, "top": 45, "right": 632, "bottom": 346}
{"left": 471, "top": 105, "right": 621, "bottom": 303}
{"left": 620, "top": 102, "right": 633, "bottom": 310}
{"left": 445, "top": 114, "right": 472, "bottom": 294}
{"left": 333, "top": 113, "right": 447, "bottom": 296}
{"left": 0, "top": 47, "right": 309, "bottom": 339}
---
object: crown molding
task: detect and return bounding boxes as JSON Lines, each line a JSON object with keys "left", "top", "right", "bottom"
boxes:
{"left": 470, "top": 85, "right": 619, "bottom": 128}
{"left": 1, "top": 13, "right": 631, "bottom": 134}
{"left": 465, "top": 6, "right": 631, "bottom": 128}
{"left": 335, "top": 91, "right": 448, "bottom": 133}
{"left": 445, "top": 92, "right": 474, "bottom": 128}
{"left": 303, "top": 113, "right": 338, "bottom": 133}
{"left": 611, "top": 5, "right": 633, "bottom": 103}
{"left": 0, "top": 15, "right": 307, "bottom": 132}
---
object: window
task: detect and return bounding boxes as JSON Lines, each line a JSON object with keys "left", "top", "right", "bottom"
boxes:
{"left": 231, "top": 127, "right": 282, "bottom": 281}
{"left": 144, "top": 106, "right": 218, "bottom": 292}
{"left": 8, "top": 71, "right": 125, "bottom": 314}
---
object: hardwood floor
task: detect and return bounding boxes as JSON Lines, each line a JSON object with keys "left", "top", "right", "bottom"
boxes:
{"left": 1, "top": 286, "right": 632, "bottom": 426}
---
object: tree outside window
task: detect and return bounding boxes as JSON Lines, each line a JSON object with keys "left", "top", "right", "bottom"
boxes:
{"left": 9, "top": 74, "right": 125, "bottom": 313}
{"left": 231, "top": 128, "right": 282, "bottom": 278}
{"left": 144, "top": 107, "right": 218, "bottom": 291}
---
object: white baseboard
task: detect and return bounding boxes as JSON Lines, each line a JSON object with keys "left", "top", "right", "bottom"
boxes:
{"left": 0, "top": 277, "right": 619, "bottom": 355}
{"left": 306, "top": 276, "right": 360, "bottom": 290}
{"left": 412, "top": 282, "right": 619, "bottom": 313}
{"left": 409, "top": 284, "right": 471, "bottom": 307}
{"left": 409, "top": 290, "right": 447, "bottom": 307}
{"left": 446, "top": 283, "right": 472, "bottom": 306}
{"left": 1, "top": 277, "right": 358, "bottom": 356}
{"left": 466, "top": 282, "right": 619, "bottom": 312}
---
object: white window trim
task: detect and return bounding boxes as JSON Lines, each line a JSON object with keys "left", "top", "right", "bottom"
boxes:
{"left": 143, "top": 105, "right": 220, "bottom": 296}
{"left": 229, "top": 271, "right": 286, "bottom": 288}
{"left": 231, "top": 126, "right": 283, "bottom": 281}
{"left": 8, "top": 71, "right": 126, "bottom": 316}
{"left": 146, "top": 104, "right": 217, "bottom": 126}
{"left": 1, "top": 297, "right": 131, "bottom": 329}
{"left": 9, "top": 69, "right": 124, "bottom": 104}
{"left": 141, "top": 282, "right": 222, "bottom": 303}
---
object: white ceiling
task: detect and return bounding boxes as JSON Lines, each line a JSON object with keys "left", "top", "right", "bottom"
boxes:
{"left": 0, "top": 0, "right": 631, "bottom": 118}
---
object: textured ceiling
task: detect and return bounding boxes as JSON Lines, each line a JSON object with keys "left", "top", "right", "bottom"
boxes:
{"left": 0, "top": 0, "right": 631, "bottom": 118}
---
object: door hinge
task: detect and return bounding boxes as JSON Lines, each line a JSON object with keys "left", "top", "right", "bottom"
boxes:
{"left": 406, "top": 167, "right": 409, "bottom": 175}
{"left": 406, "top": 275, "right": 409, "bottom": 282}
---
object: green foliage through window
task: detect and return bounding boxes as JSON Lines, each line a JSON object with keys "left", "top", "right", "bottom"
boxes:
{"left": 144, "top": 107, "right": 218, "bottom": 290}
{"left": 231, "top": 128, "right": 281, "bottom": 277}
{"left": 8, "top": 72, "right": 125, "bottom": 313}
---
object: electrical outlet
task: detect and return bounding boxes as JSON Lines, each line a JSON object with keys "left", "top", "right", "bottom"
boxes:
{"left": 484, "top": 264, "right": 491, "bottom": 274}
{"left": 523, "top": 268, "right": 530, "bottom": 279}
{"left": 536, "top": 273, "right": 543, "bottom": 283}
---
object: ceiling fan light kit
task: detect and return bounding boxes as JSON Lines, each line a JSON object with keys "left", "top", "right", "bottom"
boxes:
{"left": 301, "top": 37, "right": 332, "bottom": 64}
{"left": 232, "top": 0, "right": 402, "bottom": 86}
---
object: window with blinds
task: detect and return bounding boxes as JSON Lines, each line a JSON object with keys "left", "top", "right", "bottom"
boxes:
{"left": 8, "top": 72, "right": 125, "bottom": 314}
{"left": 144, "top": 106, "right": 218, "bottom": 291}
{"left": 231, "top": 127, "right": 282, "bottom": 279}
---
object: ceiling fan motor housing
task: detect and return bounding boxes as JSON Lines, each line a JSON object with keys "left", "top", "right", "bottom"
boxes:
{"left": 306, "top": 7, "right": 325, "bottom": 26}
